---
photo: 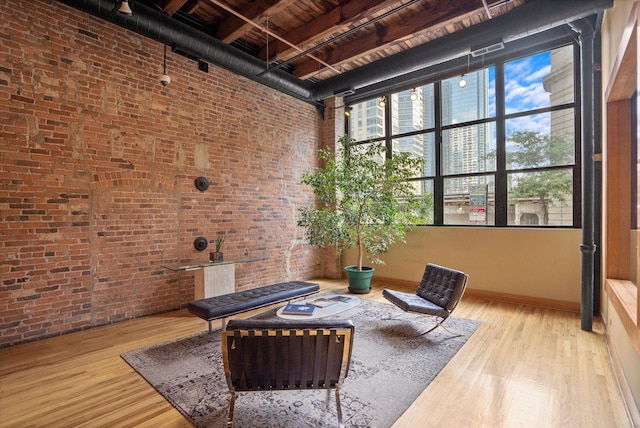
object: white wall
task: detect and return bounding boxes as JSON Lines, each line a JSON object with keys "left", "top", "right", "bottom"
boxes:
{"left": 343, "top": 227, "right": 582, "bottom": 304}
{"left": 601, "top": 0, "right": 640, "bottom": 420}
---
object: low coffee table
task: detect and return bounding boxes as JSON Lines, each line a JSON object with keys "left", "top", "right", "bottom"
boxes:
{"left": 276, "top": 294, "right": 360, "bottom": 320}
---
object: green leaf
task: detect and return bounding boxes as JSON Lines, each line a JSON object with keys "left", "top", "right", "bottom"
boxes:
{"left": 298, "top": 135, "right": 426, "bottom": 269}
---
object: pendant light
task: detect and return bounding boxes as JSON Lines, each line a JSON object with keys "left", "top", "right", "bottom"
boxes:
{"left": 459, "top": 54, "right": 470, "bottom": 88}
{"left": 160, "top": 45, "right": 170, "bottom": 86}
{"left": 118, "top": 0, "right": 132, "bottom": 15}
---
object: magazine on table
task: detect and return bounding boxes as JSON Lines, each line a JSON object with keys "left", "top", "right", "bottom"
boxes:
{"left": 281, "top": 303, "right": 316, "bottom": 315}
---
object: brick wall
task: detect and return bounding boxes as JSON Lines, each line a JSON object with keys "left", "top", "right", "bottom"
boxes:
{"left": 0, "top": 0, "right": 326, "bottom": 347}
{"left": 320, "top": 97, "right": 344, "bottom": 279}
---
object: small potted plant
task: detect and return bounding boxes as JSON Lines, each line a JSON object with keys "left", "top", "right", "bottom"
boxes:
{"left": 298, "top": 135, "right": 426, "bottom": 293}
{"left": 210, "top": 232, "right": 227, "bottom": 263}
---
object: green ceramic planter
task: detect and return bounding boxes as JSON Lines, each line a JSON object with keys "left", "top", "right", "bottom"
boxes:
{"left": 345, "top": 266, "right": 374, "bottom": 294}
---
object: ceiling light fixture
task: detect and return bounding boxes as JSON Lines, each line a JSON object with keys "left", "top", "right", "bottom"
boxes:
{"left": 118, "top": 0, "right": 133, "bottom": 15}
{"left": 160, "top": 45, "right": 170, "bottom": 86}
{"left": 458, "top": 53, "right": 470, "bottom": 88}
{"left": 326, "top": 104, "right": 352, "bottom": 117}
{"left": 378, "top": 96, "right": 386, "bottom": 107}
{"left": 410, "top": 88, "right": 418, "bottom": 101}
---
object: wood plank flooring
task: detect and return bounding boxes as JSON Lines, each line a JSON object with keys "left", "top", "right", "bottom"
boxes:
{"left": 0, "top": 279, "right": 632, "bottom": 427}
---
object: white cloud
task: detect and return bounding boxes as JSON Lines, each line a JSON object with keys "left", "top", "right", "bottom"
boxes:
{"left": 528, "top": 65, "right": 551, "bottom": 82}
{"left": 503, "top": 53, "right": 553, "bottom": 113}
{"left": 506, "top": 113, "right": 550, "bottom": 137}
{"left": 505, "top": 83, "right": 550, "bottom": 114}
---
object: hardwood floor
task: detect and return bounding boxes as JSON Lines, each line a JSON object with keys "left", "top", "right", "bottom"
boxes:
{"left": 0, "top": 279, "right": 631, "bottom": 427}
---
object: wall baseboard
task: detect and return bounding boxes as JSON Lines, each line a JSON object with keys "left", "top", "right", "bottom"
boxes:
{"left": 374, "top": 276, "right": 581, "bottom": 312}
{"left": 605, "top": 333, "right": 640, "bottom": 427}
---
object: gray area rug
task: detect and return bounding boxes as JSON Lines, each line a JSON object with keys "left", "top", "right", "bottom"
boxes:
{"left": 122, "top": 298, "right": 480, "bottom": 427}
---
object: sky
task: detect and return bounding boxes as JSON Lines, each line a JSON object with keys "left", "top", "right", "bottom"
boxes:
{"left": 479, "top": 50, "right": 563, "bottom": 151}
{"left": 502, "top": 51, "right": 554, "bottom": 135}
{"left": 351, "top": 48, "right": 570, "bottom": 143}
{"left": 442, "top": 50, "right": 556, "bottom": 136}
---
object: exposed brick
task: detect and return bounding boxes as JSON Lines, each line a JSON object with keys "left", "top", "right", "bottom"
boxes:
{"left": 0, "top": 0, "right": 325, "bottom": 347}
{"left": 17, "top": 294, "right": 41, "bottom": 302}
{"left": 10, "top": 95, "right": 34, "bottom": 104}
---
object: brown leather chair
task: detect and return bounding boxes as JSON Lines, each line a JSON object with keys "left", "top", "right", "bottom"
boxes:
{"left": 221, "top": 319, "right": 355, "bottom": 428}
{"left": 383, "top": 263, "right": 469, "bottom": 336}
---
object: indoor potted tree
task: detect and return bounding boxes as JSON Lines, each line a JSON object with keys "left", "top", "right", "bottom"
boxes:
{"left": 298, "top": 135, "right": 426, "bottom": 293}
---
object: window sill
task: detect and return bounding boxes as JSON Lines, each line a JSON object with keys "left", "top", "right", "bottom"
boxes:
{"left": 606, "top": 278, "right": 638, "bottom": 328}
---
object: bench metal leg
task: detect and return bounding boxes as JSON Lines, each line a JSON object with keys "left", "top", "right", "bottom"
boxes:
{"left": 208, "top": 318, "right": 227, "bottom": 332}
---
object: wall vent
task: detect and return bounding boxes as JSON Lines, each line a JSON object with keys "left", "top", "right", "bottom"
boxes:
{"left": 470, "top": 41, "right": 505, "bottom": 57}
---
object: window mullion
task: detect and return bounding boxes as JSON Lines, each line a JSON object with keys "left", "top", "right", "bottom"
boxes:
{"left": 434, "top": 81, "right": 444, "bottom": 225}
{"left": 384, "top": 93, "right": 392, "bottom": 159}
{"left": 573, "top": 43, "right": 583, "bottom": 228}
{"left": 495, "top": 62, "right": 507, "bottom": 227}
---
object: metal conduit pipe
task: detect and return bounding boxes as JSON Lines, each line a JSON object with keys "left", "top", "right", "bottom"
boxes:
{"left": 56, "top": 0, "right": 316, "bottom": 104}
{"left": 312, "top": 0, "right": 613, "bottom": 100}
{"left": 571, "top": 17, "right": 597, "bottom": 332}
{"left": 345, "top": 26, "right": 573, "bottom": 104}
{"left": 592, "top": 12, "right": 605, "bottom": 317}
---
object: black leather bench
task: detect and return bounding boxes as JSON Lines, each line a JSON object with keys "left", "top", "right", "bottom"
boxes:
{"left": 187, "top": 280, "right": 320, "bottom": 331}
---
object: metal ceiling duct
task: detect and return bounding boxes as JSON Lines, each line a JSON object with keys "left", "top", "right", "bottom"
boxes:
{"left": 56, "top": 0, "right": 316, "bottom": 104}
{"left": 312, "top": 0, "right": 613, "bottom": 100}
{"left": 58, "top": 0, "right": 613, "bottom": 105}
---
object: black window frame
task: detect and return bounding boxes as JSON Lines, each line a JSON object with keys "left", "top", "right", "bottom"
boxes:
{"left": 346, "top": 39, "right": 581, "bottom": 228}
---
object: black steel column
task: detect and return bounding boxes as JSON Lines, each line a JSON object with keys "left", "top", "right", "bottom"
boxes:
{"left": 571, "top": 18, "right": 596, "bottom": 331}
{"left": 593, "top": 13, "right": 604, "bottom": 317}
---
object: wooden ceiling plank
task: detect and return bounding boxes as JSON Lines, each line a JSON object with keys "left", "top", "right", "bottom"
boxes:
{"left": 214, "top": 0, "right": 296, "bottom": 43}
{"left": 260, "top": 0, "right": 402, "bottom": 63}
{"left": 292, "top": 0, "right": 487, "bottom": 80}
{"left": 206, "top": 0, "right": 340, "bottom": 73}
{"left": 159, "top": 0, "right": 190, "bottom": 16}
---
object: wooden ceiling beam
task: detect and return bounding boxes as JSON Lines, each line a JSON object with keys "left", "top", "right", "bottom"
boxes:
{"left": 158, "top": 0, "right": 190, "bottom": 16}
{"left": 214, "top": 0, "right": 296, "bottom": 43}
{"left": 292, "top": 0, "right": 486, "bottom": 80}
{"left": 259, "top": 0, "right": 400, "bottom": 63}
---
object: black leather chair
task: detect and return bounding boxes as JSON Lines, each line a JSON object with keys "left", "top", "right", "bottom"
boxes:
{"left": 383, "top": 263, "right": 469, "bottom": 336}
{"left": 221, "top": 319, "right": 355, "bottom": 428}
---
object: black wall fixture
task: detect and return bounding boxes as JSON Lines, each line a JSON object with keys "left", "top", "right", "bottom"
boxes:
{"left": 194, "top": 236, "right": 208, "bottom": 251}
{"left": 194, "top": 176, "right": 209, "bottom": 191}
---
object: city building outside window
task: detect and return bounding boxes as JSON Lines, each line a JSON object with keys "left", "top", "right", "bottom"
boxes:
{"left": 347, "top": 43, "right": 578, "bottom": 227}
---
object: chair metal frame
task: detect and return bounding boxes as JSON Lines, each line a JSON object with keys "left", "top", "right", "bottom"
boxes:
{"left": 221, "top": 319, "right": 354, "bottom": 428}
{"left": 383, "top": 263, "right": 469, "bottom": 337}
{"left": 386, "top": 311, "right": 465, "bottom": 337}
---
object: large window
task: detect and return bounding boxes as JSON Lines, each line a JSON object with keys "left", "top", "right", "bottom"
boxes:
{"left": 347, "top": 43, "right": 579, "bottom": 227}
